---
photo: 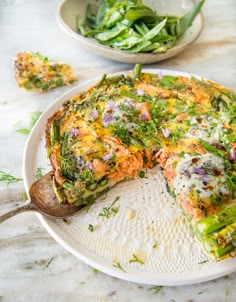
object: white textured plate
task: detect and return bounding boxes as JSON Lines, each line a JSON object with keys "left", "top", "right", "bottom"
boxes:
{"left": 56, "top": 0, "right": 204, "bottom": 64}
{"left": 23, "top": 69, "right": 236, "bottom": 285}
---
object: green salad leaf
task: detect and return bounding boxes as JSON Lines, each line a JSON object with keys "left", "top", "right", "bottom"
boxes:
{"left": 77, "top": 0, "right": 205, "bottom": 53}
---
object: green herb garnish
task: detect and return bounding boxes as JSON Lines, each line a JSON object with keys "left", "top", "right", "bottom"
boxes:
{"left": 170, "top": 127, "right": 185, "bottom": 145}
{"left": 159, "top": 75, "right": 177, "bottom": 89}
{"left": 35, "top": 167, "right": 44, "bottom": 180}
{"left": 113, "top": 125, "right": 132, "bottom": 145}
{"left": 112, "top": 262, "right": 126, "bottom": 273}
{"left": 42, "top": 257, "right": 54, "bottom": 270}
{"left": 198, "top": 259, "right": 209, "bottom": 264}
{"left": 226, "top": 283, "right": 230, "bottom": 302}
{"left": 166, "top": 183, "right": 176, "bottom": 198}
{"left": 152, "top": 241, "right": 158, "bottom": 249}
{"left": 199, "top": 139, "right": 225, "bottom": 158}
{"left": 129, "top": 254, "right": 144, "bottom": 264}
{"left": 139, "top": 170, "right": 145, "bottom": 178}
{"left": 16, "top": 111, "right": 42, "bottom": 135}
{"left": 22, "top": 191, "right": 27, "bottom": 201}
{"left": 0, "top": 170, "right": 22, "bottom": 184}
{"left": 85, "top": 196, "right": 96, "bottom": 212}
{"left": 97, "top": 73, "right": 107, "bottom": 88}
{"left": 136, "top": 119, "right": 161, "bottom": 147}
{"left": 148, "top": 285, "right": 163, "bottom": 294}
{"left": 225, "top": 171, "right": 236, "bottom": 199}
{"left": 99, "top": 196, "right": 120, "bottom": 219}
{"left": 78, "top": 281, "right": 86, "bottom": 285}
{"left": 88, "top": 224, "right": 94, "bottom": 232}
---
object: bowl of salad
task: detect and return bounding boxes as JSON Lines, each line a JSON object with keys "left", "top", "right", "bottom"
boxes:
{"left": 57, "top": 0, "right": 204, "bottom": 63}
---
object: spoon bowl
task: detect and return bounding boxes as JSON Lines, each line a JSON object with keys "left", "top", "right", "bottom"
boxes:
{"left": 0, "top": 172, "right": 82, "bottom": 223}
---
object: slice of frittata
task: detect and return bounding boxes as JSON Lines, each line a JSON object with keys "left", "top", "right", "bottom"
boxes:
{"left": 14, "top": 52, "right": 77, "bottom": 92}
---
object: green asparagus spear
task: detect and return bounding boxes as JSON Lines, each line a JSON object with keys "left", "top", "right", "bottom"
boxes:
{"left": 195, "top": 205, "right": 236, "bottom": 239}
{"left": 201, "top": 222, "right": 236, "bottom": 259}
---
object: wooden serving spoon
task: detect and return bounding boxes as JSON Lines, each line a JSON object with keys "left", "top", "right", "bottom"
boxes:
{"left": 0, "top": 173, "right": 82, "bottom": 223}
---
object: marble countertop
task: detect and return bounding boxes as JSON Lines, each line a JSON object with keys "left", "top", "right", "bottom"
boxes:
{"left": 0, "top": 0, "right": 236, "bottom": 301}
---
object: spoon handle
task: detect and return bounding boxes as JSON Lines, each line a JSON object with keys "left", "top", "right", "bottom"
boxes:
{"left": 0, "top": 202, "right": 39, "bottom": 223}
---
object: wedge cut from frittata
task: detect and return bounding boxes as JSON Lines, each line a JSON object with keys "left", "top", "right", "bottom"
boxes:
{"left": 14, "top": 52, "right": 77, "bottom": 92}
{"left": 45, "top": 65, "right": 236, "bottom": 260}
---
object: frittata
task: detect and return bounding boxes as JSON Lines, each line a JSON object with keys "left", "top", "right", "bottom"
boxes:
{"left": 46, "top": 65, "right": 236, "bottom": 260}
{"left": 14, "top": 52, "right": 77, "bottom": 92}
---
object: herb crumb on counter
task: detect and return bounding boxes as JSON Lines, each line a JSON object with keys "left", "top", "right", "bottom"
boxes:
{"left": 0, "top": 171, "right": 22, "bottom": 185}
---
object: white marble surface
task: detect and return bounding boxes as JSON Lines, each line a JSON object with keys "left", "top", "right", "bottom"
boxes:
{"left": 0, "top": 0, "right": 236, "bottom": 301}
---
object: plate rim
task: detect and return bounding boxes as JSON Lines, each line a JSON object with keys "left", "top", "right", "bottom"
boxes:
{"left": 56, "top": 0, "right": 204, "bottom": 63}
{"left": 22, "top": 68, "right": 236, "bottom": 286}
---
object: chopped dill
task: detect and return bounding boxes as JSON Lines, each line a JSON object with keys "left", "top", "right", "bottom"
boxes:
{"left": 78, "top": 281, "right": 86, "bottom": 285}
{"left": 148, "top": 285, "right": 163, "bottom": 294}
{"left": 152, "top": 241, "right": 158, "bottom": 249}
{"left": 198, "top": 259, "right": 209, "bottom": 264}
{"left": 16, "top": 111, "right": 42, "bottom": 135}
{"left": 42, "top": 257, "right": 54, "bottom": 270}
{"left": 99, "top": 196, "right": 120, "bottom": 219}
{"left": 35, "top": 167, "right": 44, "bottom": 179}
{"left": 139, "top": 170, "right": 145, "bottom": 178}
{"left": 112, "top": 262, "right": 126, "bottom": 273}
{"left": 88, "top": 224, "right": 94, "bottom": 232}
{"left": 0, "top": 170, "right": 22, "bottom": 184}
{"left": 166, "top": 183, "right": 176, "bottom": 198}
{"left": 22, "top": 191, "right": 27, "bottom": 201}
{"left": 129, "top": 254, "right": 144, "bottom": 265}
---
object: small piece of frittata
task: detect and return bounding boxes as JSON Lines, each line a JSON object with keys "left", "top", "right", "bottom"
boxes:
{"left": 14, "top": 52, "right": 77, "bottom": 92}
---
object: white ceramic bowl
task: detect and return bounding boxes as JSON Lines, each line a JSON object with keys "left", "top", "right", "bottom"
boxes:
{"left": 56, "top": 0, "right": 204, "bottom": 64}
